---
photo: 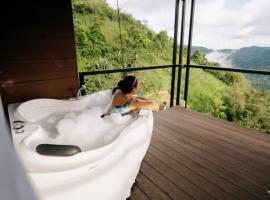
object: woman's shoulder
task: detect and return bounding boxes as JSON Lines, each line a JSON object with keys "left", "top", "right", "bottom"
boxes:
{"left": 112, "top": 91, "right": 128, "bottom": 105}
{"left": 112, "top": 89, "right": 122, "bottom": 99}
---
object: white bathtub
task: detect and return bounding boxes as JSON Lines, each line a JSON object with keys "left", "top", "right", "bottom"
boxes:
{"left": 8, "top": 90, "right": 153, "bottom": 200}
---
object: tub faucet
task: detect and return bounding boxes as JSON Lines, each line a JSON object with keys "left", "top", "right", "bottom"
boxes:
{"left": 77, "top": 85, "right": 87, "bottom": 98}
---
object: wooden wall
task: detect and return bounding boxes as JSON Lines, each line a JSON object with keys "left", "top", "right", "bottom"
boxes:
{"left": 0, "top": 0, "right": 78, "bottom": 105}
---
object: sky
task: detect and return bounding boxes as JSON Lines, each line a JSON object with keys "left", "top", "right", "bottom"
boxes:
{"left": 106, "top": 0, "right": 270, "bottom": 50}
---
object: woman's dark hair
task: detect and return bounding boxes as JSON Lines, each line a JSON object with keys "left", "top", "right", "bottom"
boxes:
{"left": 112, "top": 75, "right": 138, "bottom": 94}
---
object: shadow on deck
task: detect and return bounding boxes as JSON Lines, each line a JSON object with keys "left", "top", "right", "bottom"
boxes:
{"left": 130, "top": 107, "right": 270, "bottom": 200}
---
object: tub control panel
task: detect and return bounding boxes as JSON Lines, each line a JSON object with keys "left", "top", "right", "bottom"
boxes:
{"left": 13, "top": 120, "right": 25, "bottom": 134}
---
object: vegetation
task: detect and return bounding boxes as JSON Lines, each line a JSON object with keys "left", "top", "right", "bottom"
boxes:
{"left": 229, "top": 46, "right": 270, "bottom": 71}
{"left": 229, "top": 46, "right": 270, "bottom": 89}
{"left": 191, "top": 46, "right": 213, "bottom": 54}
{"left": 71, "top": 0, "right": 270, "bottom": 133}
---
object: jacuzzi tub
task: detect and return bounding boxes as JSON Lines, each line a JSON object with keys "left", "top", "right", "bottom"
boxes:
{"left": 8, "top": 90, "right": 153, "bottom": 200}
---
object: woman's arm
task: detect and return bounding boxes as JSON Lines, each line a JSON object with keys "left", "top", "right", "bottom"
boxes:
{"left": 134, "top": 96, "right": 149, "bottom": 101}
{"left": 101, "top": 107, "right": 112, "bottom": 118}
{"left": 131, "top": 99, "right": 159, "bottom": 111}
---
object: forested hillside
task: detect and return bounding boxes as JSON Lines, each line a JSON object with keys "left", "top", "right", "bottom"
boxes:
{"left": 229, "top": 46, "right": 270, "bottom": 71}
{"left": 207, "top": 46, "right": 270, "bottom": 89}
{"left": 71, "top": 0, "right": 270, "bottom": 133}
{"left": 229, "top": 46, "right": 270, "bottom": 89}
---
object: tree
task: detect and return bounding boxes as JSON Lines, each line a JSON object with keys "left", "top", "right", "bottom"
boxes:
{"left": 191, "top": 50, "right": 208, "bottom": 65}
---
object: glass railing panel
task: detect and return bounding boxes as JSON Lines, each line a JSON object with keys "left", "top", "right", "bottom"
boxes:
{"left": 82, "top": 68, "right": 172, "bottom": 111}
{"left": 188, "top": 68, "right": 270, "bottom": 134}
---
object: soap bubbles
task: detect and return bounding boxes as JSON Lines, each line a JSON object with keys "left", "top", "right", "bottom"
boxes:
{"left": 55, "top": 107, "right": 133, "bottom": 151}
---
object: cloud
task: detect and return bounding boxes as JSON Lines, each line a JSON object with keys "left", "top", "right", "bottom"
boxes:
{"left": 222, "top": 0, "right": 251, "bottom": 10}
{"left": 192, "top": 0, "right": 270, "bottom": 49}
{"left": 106, "top": 0, "right": 270, "bottom": 49}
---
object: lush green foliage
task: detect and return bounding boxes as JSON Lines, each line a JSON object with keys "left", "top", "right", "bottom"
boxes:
{"left": 193, "top": 51, "right": 270, "bottom": 133}
{"left": 72, "top": 0, "right": 269, "bottom": 133}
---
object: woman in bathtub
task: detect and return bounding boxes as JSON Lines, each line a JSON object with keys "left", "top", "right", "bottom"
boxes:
{"left": 101, "top": 75, "right": 159, "bottom": 118}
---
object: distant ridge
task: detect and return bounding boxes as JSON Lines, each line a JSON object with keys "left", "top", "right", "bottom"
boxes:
{"left": 190, "top": 46, "right": 214, "bottom": 54}
{"left": 203, "top": 45, "right": 270, "bottom": 71}
{"left": 217, "top": 49, "right": 234, "bottom": 53}
{"left": 204, "top": 46, "right": 270, "bottom": 89}
{"left": 229, "top": 46, "right": 270, "bottom": 71}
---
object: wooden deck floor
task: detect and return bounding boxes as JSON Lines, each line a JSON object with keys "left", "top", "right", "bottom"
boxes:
{"left": 130, "top": 107, "right": 270, "bottom": 200}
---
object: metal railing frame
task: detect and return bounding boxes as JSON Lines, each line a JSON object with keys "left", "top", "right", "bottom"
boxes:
{"left": 189, "top": 65, "right": 270, "bottom": 75}
{"left": 169, "top": 0, "right": 180, "bottom": 107}
{"left": 183, "top": 0, "right": 195, "bottom": 108}
{"left": 79, "top": 64, "right": 181, "bottom": 96}
{"left": 176, "top": 0, "right": 186, "bottom": 106}
{"left": 79, "top": 63, "right": 270, "bottom": 99}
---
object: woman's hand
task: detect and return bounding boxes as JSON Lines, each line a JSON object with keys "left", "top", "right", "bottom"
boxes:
{"left": 151, "top": 103, "right": 160, "bottom": 111}
{"left": 101, "top": 107, "right": 112, "bottom": 118}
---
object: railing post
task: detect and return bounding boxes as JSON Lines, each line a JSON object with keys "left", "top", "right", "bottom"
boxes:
{"left": 184, "top": 0, "right": 196, "bottom": 108}
{"left": 176, "top": 0, "right": 186, "bottom": 106}
{"left": 79, "top": 73, "right": 86, "bottom": 96}
{"left": 170, "top": 0, "right": 180, "bottom": 107}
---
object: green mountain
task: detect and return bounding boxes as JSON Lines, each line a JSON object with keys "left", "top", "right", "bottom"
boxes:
{"left": 217, "top": 49, "right": 234, "bottom": 53}
{"left": 227, "top": 46, "right": 270, "bottom": 89}
{"left": 229, "top": 46, "right": 270, "bottom": 71}
{"left": 72, "top": 0, "right": 270, "bottom": 133}
{"left": 206, "top": 46, "right": 270, "bottom": 89}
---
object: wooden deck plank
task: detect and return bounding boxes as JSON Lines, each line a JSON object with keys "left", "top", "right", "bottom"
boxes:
{"left": 129, "top": 186, "right": 151, "bottom": 200}
{"left": 157, "top": 110, "right": 270, "bottom": 167}
{"left": 131, "top": 108, "right": 270, "bottom": 200}
{"left": 150, "top": 137, "right": 270, "bottom": 191}
{"left": 155, "top": 114, "right": 270, "bottom": 176}
{"left": 147, "top": 146, "right": 237, "bottom": 200}
{"left": 151, "top": 133, "right": 267, "bottom": 200}
{"left": 144, "top": 154, "right": 216, "bottom": 200}
{"left": 175, "top": 107, "right": 270, "bottom": 143}
{"left": 135, "top": 173, "right": 172, "bottom": 200}
{"left": 153, "top": 121, "right": 269, "bottom": 181}
{"left": 140, "top": 162, "right": 194, "bottom": 200}
{"left": 170, "top": 109, "right": 270, "bottom": 159}
{"left": 154, "top": 122, "right": 270, "bottom": 185}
